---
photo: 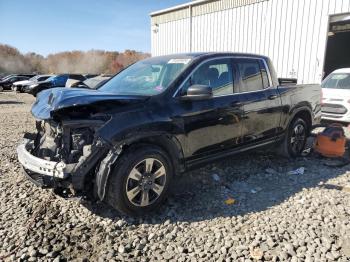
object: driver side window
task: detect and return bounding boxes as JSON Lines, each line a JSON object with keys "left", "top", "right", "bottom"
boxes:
{"left": 181, "top": 58, "right": 234, "bottom": 97}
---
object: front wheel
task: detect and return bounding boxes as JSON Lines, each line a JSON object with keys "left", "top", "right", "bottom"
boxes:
{"left": 279, "top": 117, "right": 308, "bottom": 158}
{"left": 106, "top": 145, "right": 173, "bottom": 215}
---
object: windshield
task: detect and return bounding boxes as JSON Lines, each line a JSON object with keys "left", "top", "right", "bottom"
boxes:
{"left": 99, "top": 56, "right": 192, "bottom": 96}
{"left": 1, "top": 75, "right": 13, "bottom": 81}
{"left": 322, "top": 73, "right": 350, "bottom": 89}
{"left": 29, "top": 76, "right": 39, "bottom": 81}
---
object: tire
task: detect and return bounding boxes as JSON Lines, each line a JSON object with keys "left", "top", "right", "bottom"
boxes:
{"left": 106, "top": 145, "right": 173, "bottom": 215}
{"left": 279, "top": 117, "right": 309, "bottom": 158}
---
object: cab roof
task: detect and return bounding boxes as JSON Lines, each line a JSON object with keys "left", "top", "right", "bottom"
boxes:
{"left": 152, "top": 52, "right": 269, "bottom": 60}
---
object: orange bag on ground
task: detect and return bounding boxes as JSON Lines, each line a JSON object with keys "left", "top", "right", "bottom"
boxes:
{"left": 314, "top": 124, "right": 346, "bottom": 158}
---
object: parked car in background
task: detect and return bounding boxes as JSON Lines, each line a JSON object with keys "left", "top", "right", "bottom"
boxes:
{"left": 321, "top": 68, "right": 350, "bottom": 123}
{"left": 65, "top": 74, "right": 87, "bottom": 87}
{"left": 84, "top": 74, "right": 99, "bottom": 79}
{"left": 17, "top": 53, "right": 321, "bottom": 215}
{"left": 12, "top": 75, "right": 53, "bottom": 92}
{"left": 24, "top": 74, "right": 86, "bottom": 96}
{"left": 0, "top": 74, "right": 16, "bottom": 82}
{"left": 71, "top": 75, "right": 111, "bottom": 89}
{"left": 0, "top": 73, "right": 36, "bottom": 81}
{"left": 0, "top": 75, "right": 31, "bottom": 90}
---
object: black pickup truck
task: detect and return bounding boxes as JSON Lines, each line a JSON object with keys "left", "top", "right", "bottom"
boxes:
{"left": 17, "top": 53, "right": 321, "bottom": 215}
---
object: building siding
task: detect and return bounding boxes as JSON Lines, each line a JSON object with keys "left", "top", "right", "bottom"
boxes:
{"left": 151, "top": 0, "right": 350, "bottom": 84}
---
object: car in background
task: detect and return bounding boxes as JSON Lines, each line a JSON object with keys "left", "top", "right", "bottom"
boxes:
{"left": 0, "top": 74, "right": 16, "bottom": 82}
{"left": 321, "top": 68, "right": 350, "bottom": 123}
{"left": 84, "top": 74, "right": 99, "bottom": 79}
{"left": 12, "top": 75, "right": 53, "bottom": 92}
{"left": 71, "top": 75, "right": 111, "bottom": 89}
{"left": 65, "top": 74, "right": 87, "bottom": 87}
{"left": 25, "top": 74, "right": 86, "bottom": 96}
{"left": 0, "top": 75, "right": 31, "bottom": 90}
{"left": 0, "top": 73, "right": 36, "bottom": 81}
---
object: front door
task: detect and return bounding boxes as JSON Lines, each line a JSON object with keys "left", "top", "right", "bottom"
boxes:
{"left": 173, "top": 57, "right": 245, "bottom": 161}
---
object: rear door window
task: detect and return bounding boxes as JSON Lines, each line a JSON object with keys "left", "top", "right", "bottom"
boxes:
{"left": 258, "top": 60, "right": 270, "bottom": 89}
{"left": 235, "top": 58, "right": 269, "bottom": 92}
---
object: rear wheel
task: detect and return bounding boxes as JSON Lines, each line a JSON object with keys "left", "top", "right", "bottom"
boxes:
{"left": 106, "top": 145, "right": 173, "bottom": 215}
{"left": 279, "top": 117, "right": 308, "bottom": 158}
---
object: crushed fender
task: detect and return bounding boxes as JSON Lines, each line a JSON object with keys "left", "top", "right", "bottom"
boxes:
{"left": 95, "top": 145, "right": 123, "bottom": 200}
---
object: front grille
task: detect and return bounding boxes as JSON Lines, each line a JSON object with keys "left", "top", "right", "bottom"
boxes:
{"left": 321, "top": 103, "right": 347, "bottom": 115}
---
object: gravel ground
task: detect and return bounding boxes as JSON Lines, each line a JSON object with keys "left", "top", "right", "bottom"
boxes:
{"left": 1, "top": 91, "right": 350, "bottom": 261}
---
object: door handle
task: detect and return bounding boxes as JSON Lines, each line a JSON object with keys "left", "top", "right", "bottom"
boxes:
{"left": 268, "top": 95, "right": 278, "bottom": 100}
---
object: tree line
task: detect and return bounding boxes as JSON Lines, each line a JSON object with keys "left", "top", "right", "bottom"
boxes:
{"left": 0, "top": 43, "right": 150, "bottom": 75}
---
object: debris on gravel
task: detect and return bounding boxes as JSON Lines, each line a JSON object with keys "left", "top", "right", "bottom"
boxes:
{"left": 1, "top": 91, "right": 350, "bottom": 261}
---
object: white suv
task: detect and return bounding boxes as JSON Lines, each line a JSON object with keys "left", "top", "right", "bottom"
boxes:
{"left": 322, "top": 68, "right": 350, "bottom": 123}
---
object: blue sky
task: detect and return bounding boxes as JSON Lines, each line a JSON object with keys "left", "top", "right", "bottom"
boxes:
{"left": 0, "top": 0, "right": 188, "bottom": 56}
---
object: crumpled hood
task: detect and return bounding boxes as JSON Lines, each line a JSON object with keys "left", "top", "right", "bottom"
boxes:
{"left": 31, "top": 87, "right": 147, "bottom": 120}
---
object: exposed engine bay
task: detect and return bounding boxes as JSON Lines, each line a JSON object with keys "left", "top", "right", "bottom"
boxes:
{"left": 22, "top": 117, "right": 114, "bottom": 193}
{"left": 34, "top": 120, "right": 99, "bottom": 164}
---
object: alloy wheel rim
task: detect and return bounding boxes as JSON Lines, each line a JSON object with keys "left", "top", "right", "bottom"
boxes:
{"left": 290, "top": 123, "right": 306, "bottom": 153}
{"left": 125, "top": 158, "right": 166, "bottom": 207}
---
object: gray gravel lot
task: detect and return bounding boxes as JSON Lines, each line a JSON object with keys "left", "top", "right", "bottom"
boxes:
{"left": 1, "top": 91, "right": 350, "bottom": 261}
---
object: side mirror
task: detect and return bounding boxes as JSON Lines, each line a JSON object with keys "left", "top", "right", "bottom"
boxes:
{"left": 181, "top": 84, "right": 212, "bottom": 100}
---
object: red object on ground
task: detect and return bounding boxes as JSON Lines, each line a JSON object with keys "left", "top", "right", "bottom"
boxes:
{"left": 314, "top": 124, "right": 346, "bottom": 158}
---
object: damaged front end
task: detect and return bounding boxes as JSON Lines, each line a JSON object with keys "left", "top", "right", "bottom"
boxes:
{"left": 17, "top": 88, "right": 146, "bottom": 198}
{"left": 18, "top": 118, "right": 110, "bottom": 193}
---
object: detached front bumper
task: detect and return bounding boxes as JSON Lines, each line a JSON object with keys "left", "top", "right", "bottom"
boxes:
{"left": 17, "top": 139, "right": 70, "bottom": 182}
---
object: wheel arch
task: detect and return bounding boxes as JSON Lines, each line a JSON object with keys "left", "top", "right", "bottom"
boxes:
{"left": 288, "top": 105, "right": 313, "bottom": 133}
{"left": 94, "top": 133, "right": 185, "bottom": 201}
{"left": 292, "top": 109, "right": 312, "bottom": 132}
{"left": 121, "top": 134, "right": 185, "bottom": 174}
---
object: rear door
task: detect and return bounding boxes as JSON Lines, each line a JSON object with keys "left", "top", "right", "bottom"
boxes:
{"left": 234, "top": 57, "right": 281, "bottom": 144}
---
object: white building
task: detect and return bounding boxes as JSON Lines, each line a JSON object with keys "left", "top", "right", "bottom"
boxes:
{"left": 150, "top": 0, "right": 350, "bottom": 84}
